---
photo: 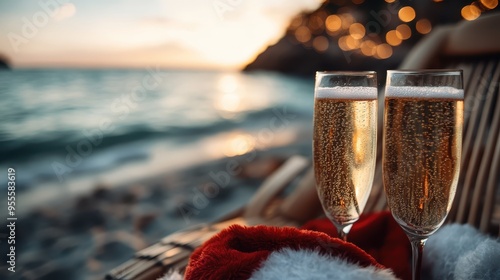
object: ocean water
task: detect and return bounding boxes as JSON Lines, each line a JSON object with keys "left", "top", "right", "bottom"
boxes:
{"left": 0, "top": 69, "right": 314, "bottom": 210}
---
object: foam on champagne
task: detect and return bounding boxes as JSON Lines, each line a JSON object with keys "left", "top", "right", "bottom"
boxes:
{"left": 315, "top": 86, "right": 377, "bottom": 99}
{"left": 386, "top": 86, "right": 464, "bottom": 99}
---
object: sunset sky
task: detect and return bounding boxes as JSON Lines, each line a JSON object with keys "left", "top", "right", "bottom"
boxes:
{"left": 0, "top": 0, "right": 322, "bottom": 69}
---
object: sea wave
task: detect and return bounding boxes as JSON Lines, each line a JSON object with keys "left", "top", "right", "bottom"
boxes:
{"left": 0, "top": 69, "right": 313, "bottom": 191}
{"left": 0, "top": 106, "right": 310, "bottom": 163}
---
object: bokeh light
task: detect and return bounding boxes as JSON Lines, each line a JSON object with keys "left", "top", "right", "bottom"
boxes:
{"left": 338, "top": 36, "right": 350, "bottom": 51}
{"left": 313, "top": 36, "right": 329, "bottom": 52}
{"left": 349, "top": 23, "right": 366, "bottom": 39}
{"left": 340, "top": 13, "right": 355, "bottom": 29}
{"left": 346, "top": 36, "right": 360, "bottom": 49}
{"left": 309, "top": 15, "right": 325, "bottom": 33}
{"left": 385, "top": 0, "right": 396, "bottom": 3}
{"left": 376, "top": 43, "right": 393, "bottom": 59}
{"left": 396, "top": 24, "right": 412, "bottom": 40}
{"left": 416, "top": 19, "right": 432, "bottom": 34}
{"left": 481, "top": 0, "right": 498, "bottom": 9}
{"left": 386, "top": 30, "right": 402, "bottom": 46}
{"left": 399, "top": 6, "right": 416, "bottom": 22}
{"left": 325, "top": 15, "right": 342, "bottom": 32}
{"left": 290, "top": 16, "right": 303, "bottom": 29}
{"left": 461, "top": 5, "right": 481, "bottom": 21}
{"left": 360, "top": 40, "right": 377, "bottom": 56}
{"left": 295, "top": 26, "right": 312, "bottom": 43}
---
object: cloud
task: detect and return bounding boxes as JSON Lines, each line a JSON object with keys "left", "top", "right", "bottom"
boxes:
{"left": 53, "top": 3, "right": 76, "bottom": 22}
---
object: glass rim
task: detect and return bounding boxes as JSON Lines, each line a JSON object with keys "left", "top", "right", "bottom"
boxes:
{"left": 387, "top": 69, "right": 463, "bottom": 75}
{"left": 316, "top": 71, "right": 376, "bottom": 76}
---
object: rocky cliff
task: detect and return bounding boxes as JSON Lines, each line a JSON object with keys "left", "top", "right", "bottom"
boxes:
{"left": 244, "top": 0, "right": 473, "bottom": 77}
{"left": 0, "top": 54, "right": 10, "bottom": 69}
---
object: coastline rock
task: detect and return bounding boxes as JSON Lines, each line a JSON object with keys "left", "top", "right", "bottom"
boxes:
{"left": 67, "top": 207, "right": 106, "bottom": 232}
{"left": 92, "top": 240, "right": 136, "bottom": 261}
{"left": 132, "top": 203, "right": 159, "bottom": 233}
{"left": 19, "top": 251, "right": 47, "bottom": 270}
{"left": 38, "top": 227, "right": 66, "bottom": 248}
{"left": 22, "top": 261, "right": 77, "bottom": 280}
{"left": 0, "top": 54, "right": 10, "bottom": 69}
{"left": 92, "top": 184, "right": 112, "bottom": 201}
{"left": 53, "top": 236, "right": 81, "bottom": 255}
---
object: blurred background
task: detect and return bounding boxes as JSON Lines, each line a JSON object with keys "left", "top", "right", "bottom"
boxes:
{"left": 0, "top": 0, "right": 498, "bottom": 279}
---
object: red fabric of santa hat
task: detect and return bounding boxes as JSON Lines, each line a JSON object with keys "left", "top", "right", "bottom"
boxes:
{"left": 302, "top": 211, "right": 411, "bottom": 279}
{"left": 185, "top": 213, "right": 401, "bottom": 280}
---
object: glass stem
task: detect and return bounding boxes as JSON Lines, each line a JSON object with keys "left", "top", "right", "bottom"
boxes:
{"left": 409, "top": 236, "right": 427, "bottom": 280}
{"left": 337, "top": 228, "right": 347, "bottom": 242}
{"left": 336, "top": 224, "right": 352, "bottom": 242}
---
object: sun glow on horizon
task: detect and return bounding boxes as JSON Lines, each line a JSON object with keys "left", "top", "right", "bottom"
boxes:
{"left": 213, "top": 73, "right": 271, "bottom": 119}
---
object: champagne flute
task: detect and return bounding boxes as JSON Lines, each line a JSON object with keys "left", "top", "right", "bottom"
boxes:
{"left": 383, "top": 70, "right": 464, "bottom": 280}
{"left": 313, "top": 71, "right": 378, "bottom": 241}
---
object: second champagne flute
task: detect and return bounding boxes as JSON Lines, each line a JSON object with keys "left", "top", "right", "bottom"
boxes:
{"left": 313, "top": 71, "right": 378, "bottom": 241}
{"left": 383, "top": 70, "right": 464, "bottom": 280}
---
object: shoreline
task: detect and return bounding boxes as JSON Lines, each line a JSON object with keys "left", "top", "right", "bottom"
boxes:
{"left": 9, "top": 126, "right": 310, "bottom": 217}
{"left": 0, "top": 139, "right": 311, "bottom": 280}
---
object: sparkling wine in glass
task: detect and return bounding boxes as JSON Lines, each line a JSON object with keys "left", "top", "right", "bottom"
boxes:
{"left": 313, "top": 71, "right": 378, "bottom": 241}
{"left": 383, "top": 70, "right": 464, "bottom": 280}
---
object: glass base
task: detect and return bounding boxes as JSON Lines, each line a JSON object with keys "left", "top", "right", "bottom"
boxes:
{"left": 392, "top": 214, "right": 444, "bottom": 238}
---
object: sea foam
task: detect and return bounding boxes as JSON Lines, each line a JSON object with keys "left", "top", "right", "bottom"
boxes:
{"left": 386, "top": 86, "right": 464, "bottom": 99}
{"left": 315, "top": 86, "right": 377, "bottom": 99}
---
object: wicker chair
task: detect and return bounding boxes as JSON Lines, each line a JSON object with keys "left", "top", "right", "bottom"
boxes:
{"left": 106, "top": 13, "right": 500, "bottom": 280}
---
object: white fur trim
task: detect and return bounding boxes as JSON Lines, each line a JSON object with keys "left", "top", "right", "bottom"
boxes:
{"left": 424, "top": 224, "right": 500, "bottom": 280}
{"left": 158, "top": 269, "right": 183, "bottom": 280}
{"left": 249, "top": 248, "right": 398, "bottom": 280}
{"left": 454, "top": 240, "right": 500, "bottom": 280}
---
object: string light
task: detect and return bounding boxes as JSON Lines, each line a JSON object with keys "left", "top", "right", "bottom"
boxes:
{"left": 325, "top": 15, "right": 342, "bottom": 32}
{"left": 346, "top": 35, "right": 361, "bottom": 49}
{"left": 295, "top": 26, "right": 311, "bottom": 43}
{"left": 416, "top": 19, "right": 432, "bottom": 34}
{"left": 399, "top": 6, "right": 416, "bottom": 22}
{"left": 338, "top": 36, "right": 350, "bottom": 51}
{"left": 360, "top": 40, "right": 377, "bottom": 56}
{"left": 290, "top": 17, "right": 303, "bottom": 29}
{"left": 386, "top": 30, "right": 402, "bottom": 46}
{"left": 480, "top": 0, "right": 498, "bottom": 9}
{"left": 340, "top": 13, "right": 354, "bottom": 29}
{"left": 309, "top": 15, "right": 325, "bottom": 33}
{"left": 313, "top": 36, "right": 329, "bottom": 52}
{"left": 461, "top": 5, "right": 481, "bottom": 20}
{"left": 349, "top": 23, "right": 366, "bottom": 39}
{"left": 376, "top": 43, "right": 393, "bottom": 59}
{"left": 396, "top": 24, "right": 412, "bottom": 40}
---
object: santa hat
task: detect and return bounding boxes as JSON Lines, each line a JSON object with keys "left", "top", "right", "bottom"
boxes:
{"left": 183, "top": 212, "right": 409, "bottom": 280}
{"left": 160, "top": 212, "right": 500, "bottom": 280}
